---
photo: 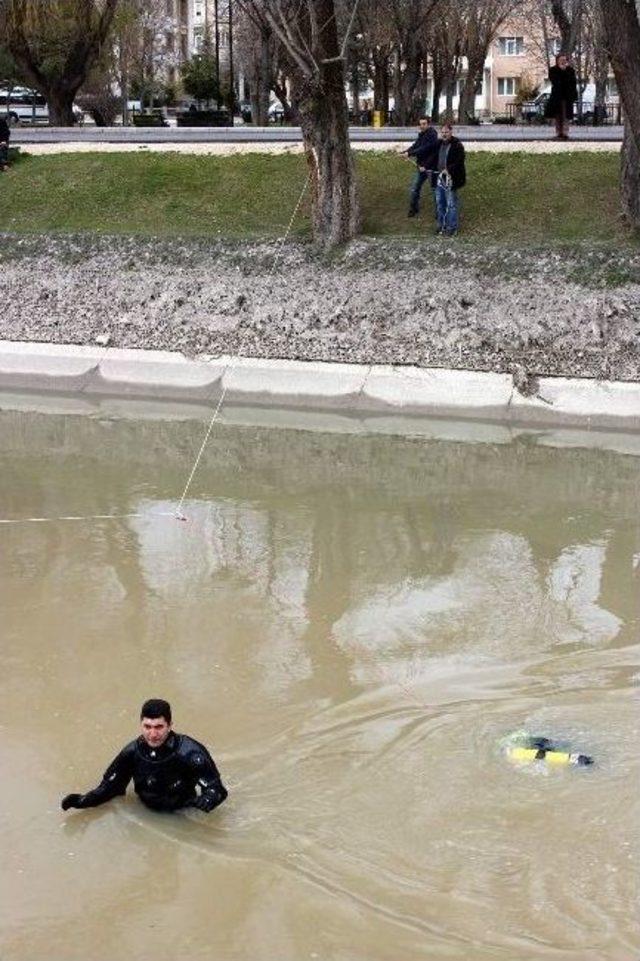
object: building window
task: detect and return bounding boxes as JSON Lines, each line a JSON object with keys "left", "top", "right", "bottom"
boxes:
{"left": 606, "top": 77, "right": 618, "bottom": 97}
{"left": 498, "top": 77, "right": 517, "bottom": 97}
{"left": 547, "top": 38, "right": 562, "bottom": 58}
{"left": 499, "top": 36, "right": 524, "bottom": 56}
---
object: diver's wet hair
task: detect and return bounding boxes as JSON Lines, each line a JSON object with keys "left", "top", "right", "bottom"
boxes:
{"left": 141, "top": 699, "right": 172, "bottom": 723}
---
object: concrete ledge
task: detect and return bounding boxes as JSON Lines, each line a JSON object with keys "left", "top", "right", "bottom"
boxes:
{"left": 0, "top": 340, "right": 638, "bottom": 435}
{"left": 364, "top": 366, "right": 514, "bottom": 419}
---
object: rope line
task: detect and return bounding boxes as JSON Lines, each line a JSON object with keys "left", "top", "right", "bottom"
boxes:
{"left": 174, "top": 175, "right": 310, "bottom": 519}
{"left": 0, "top": 511, "right": 179, "bottom": 526}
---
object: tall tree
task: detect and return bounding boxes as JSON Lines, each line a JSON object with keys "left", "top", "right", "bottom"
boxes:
{"left": 599, "top": 0, "right": 640, "bottom": 227}
{"left": 389, "top": 0, "right": 442, "bottom": 125}
{"left": 235, "top": 4, "right": 273, "bottom": 124}
{"left": 428, "top": 0, "right": 465, "bottom": 121}
{"left": 0, "top": 0, "right": 120, "bottom": 125}
{"left": 457, "top": 0, "right": 519, "bottom": 122}
{"left": 351, "top": 0, "right": 395, "bottom": 118}
{"left": 237, "top": 0, "right": 361, "bottom": 248}
{"left": 549, "top": 0, "right": 584, "bottom": 53}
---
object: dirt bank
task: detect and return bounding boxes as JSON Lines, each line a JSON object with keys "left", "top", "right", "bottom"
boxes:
{"left": 1, "top": 232, "right": 639, "bottom": 382}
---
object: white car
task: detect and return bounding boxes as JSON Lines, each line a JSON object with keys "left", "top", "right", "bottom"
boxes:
{"left": 0, "top": 86, "right": 84, "bottom": 126}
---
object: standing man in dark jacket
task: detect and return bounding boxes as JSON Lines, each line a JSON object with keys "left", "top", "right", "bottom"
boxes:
{"left": 0, "top": 116, "right": 10, "bottom": 172}
{"left": 434, "top": 123, "right": 466, "bottom": 236}
{"left": 545, "top": 54, "right": 578, "bottom": 140}
{"left": 61, "top": 698, "right": 228, "bottom": 814}
{"left": 406, "top": 115, "right": 438, "bottom": 218}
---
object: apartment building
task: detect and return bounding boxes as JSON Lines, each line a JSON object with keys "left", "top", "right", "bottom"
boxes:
{"left": 163, "top": 0, "right": 191, "bottom": 85}
{"left": 191, "top": 0, "right": 232, "bottom": 67}
{"left": 486, "top": 27, "right": 550, "bottom": 115}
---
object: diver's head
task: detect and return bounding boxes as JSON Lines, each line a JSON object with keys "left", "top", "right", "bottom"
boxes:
{"left": 140, "top": 698, "right": 172, "bottom": 748}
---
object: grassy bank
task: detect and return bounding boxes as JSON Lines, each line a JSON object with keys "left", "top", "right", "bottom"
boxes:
{"left": 0, "top": 149, "right": 626, "bottom": 245}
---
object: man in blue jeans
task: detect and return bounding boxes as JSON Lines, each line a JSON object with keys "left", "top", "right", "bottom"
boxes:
{"left": 434, "top": 123, "right": 466, "bottom": 236}
{"left": 406, "top": 115, "right": 438, "bottom": 218}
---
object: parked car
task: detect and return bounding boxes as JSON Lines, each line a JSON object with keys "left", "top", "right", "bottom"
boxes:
{"left": 519, "top": 83, "right": 616, "bottom": 124}
{"left": 0, "top": 86, "right": 84, "bottom": 125}
{"left": 268, "top": 100, "right": 285, "bottom": 123}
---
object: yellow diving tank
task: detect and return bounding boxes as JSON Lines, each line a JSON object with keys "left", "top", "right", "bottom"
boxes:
{"left": 505, "top": 736, "right": 593, "bottom": 767}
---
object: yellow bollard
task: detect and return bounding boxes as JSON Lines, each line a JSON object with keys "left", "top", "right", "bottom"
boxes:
{"left": 373, "top": 110, "right": 384, "bottom": 128}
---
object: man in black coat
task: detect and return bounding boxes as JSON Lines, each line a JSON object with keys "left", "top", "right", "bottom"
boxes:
{"left": 0, "top": 115, "right": 10, "bottom": 171}
{"left": 406, "top": 115, "right": 438, "bottom": 218}
{"left": 61, "top": 699, "right": 228, "bottom": 814}
{"left": 545, "top": 54, "right": 578, "bottom": 140}
{"left": 433, "top": 123, "right": 466, "bottom": 236}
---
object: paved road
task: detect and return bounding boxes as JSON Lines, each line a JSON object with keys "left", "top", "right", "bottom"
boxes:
{"left": 12, "top": 124, "right": 623, "bottom": 145}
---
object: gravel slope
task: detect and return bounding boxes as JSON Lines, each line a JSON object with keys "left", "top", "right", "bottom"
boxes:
{"left": 1, "top": 233, "right": 639, "bottom": 382}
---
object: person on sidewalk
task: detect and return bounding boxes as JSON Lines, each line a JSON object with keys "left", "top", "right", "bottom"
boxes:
{"left": 406, "top": 115, "right": 438, "bottom": 218}
{"left": 545, "top": 54, "right": 578, "bottom": 140}
{"left": 434, "top": 123, "right": 466, "bottom": 237}
{"left": 0, "top": 115, "right": 10, "bottom": 172}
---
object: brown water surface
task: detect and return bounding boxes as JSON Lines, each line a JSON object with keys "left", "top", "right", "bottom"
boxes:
{"left": 0, "top": 400, "right": 638, "bottom": 961}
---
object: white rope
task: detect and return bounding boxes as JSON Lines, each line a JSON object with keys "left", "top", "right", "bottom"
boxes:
{"left": 0, "top": 511, "right": 179, "bottom": 526}
{"left": 174, "top": 175, "right": 310, "bottom": 520}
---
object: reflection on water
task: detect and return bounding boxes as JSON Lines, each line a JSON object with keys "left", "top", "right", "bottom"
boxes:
{"left": 0, "top": 401, "right": 638, "bottom": 961}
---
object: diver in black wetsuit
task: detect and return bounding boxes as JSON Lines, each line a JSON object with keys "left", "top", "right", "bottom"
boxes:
{"left": 61, "top": 699, "right": 228, "bottom": 813}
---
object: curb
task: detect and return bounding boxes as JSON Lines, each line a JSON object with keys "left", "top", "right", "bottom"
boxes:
{"left": 0, "top": 340, "right": 638, "bottom": 436}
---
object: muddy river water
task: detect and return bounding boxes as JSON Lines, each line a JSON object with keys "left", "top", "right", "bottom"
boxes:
{"left": 0, "top": 398, "right": 638, "bottom": 961}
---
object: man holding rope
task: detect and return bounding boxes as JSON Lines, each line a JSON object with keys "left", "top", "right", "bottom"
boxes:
{"left": 406, "top": 115, "right": 438, "bottom": 219}
{"left": 434, "top": 122, "right": 466, "bottom": 237}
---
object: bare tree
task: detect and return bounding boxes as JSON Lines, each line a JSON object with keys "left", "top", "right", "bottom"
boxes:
{"left": 599, "top": 0, "right": 640, "bottom": 227}
{"left": 235, "top": 3, "right": 295, "bottom": 124}
{"left": 389, "top": 0, "right": 441, "bottom": 125}
{"left": 550, "top": 0, "right": 584, "bottom": 52}
{"left": 237, "top": 0, "right": 361, "bottom": 247}
{"left": 235, "top": 5, "right": 272, "bottom": 123}
{"left": 351, "top": 0, "right": 395, "bottom": 117}
{"left": 0, "top": 0, "right": 120, "bottom": 125}
{"left": 458, "top": 0, "right": 519, "bottom": 122}
{"left": 428, "top": 0, "right": 465, "bottom": 122}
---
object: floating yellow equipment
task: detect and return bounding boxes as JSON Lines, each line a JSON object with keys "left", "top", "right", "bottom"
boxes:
{"left": 505, "top": 736, "right": 593, "bottom": 767}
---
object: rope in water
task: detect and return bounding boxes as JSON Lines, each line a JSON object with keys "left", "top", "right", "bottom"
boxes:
{"left": 0, "top": 511, "right": 181, "bottom": 526}
{"left": 0, "top": 176, "right": 310, "bottom": 528}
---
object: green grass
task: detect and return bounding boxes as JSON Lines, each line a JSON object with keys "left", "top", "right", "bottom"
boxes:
{"left": 0, "top": 149, "right": 626, "bottom": 245}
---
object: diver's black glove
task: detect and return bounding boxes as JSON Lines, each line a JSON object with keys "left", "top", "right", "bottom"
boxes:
{"left": 190, "top": 793, "right": 216, "bottom": 812}
{"left": 61, "top": 793, "right": 85, "bottom": 811}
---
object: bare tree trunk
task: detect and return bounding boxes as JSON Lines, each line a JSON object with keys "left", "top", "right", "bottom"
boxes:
{"left": 458, "top": 55, "right": 485, "bottom": 123}
{"left": 372, "top": 51, "right": 389, "bottom": 115}
{"left": 593, "top": 41, "right": 608, "bottom": 124}
{"left": 46, "top": 87, "right": 78, "bottom": 126}
{"left": 599, "top": 0, "right": 640, "bottom": 228}
{"left": 251, "top": 27, "right": 271, "bottom": 124}
{"left": 394, "top": 38, "right": 425, "bottom": 125}
{"left": 621, "top": 122, "right": 640, "bottom": 226}
{"left": 445, "top": 77, "right": 455, "bottom": 119}
{"left": 296, "top": 65, "right": 360, "bottom": 247}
